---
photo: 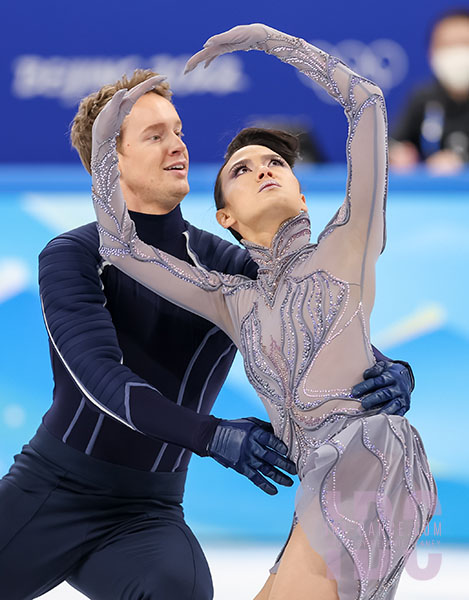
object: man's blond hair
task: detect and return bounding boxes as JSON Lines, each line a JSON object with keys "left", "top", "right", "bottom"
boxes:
{"left": 70, "top": 69, "right": 172, "bottom": 174}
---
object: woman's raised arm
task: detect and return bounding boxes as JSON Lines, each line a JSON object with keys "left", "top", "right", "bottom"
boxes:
{"left": 186, "top": 24, "right": 387, "bottom": 264}
{"left": 91, "top": 78, "right": 242, "bottom": 342}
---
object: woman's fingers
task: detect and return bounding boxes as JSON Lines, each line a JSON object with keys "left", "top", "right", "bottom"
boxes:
{"left": 203, "top": 26, "right": 251, "bottom": 48}
{"left": 93, "top": 76, "right": 167, "bottom": 144}
{"left": 91, "top": 89, "right": 127, "bottom": 150}
{"left": 121, "top": 75, "right": 167, "bottom": 108}
{"left": 118, "top": 76, "right": 167, "bottom": 123}
{"left": 204, "top": 24, "right": 269, "bottom": 48}
{"left": 184, "top": 24, "right": 275, "bottom": 75}
{"left": 98, "top": 88, "right": 127, "bottom": 122}
{"left": 184, "top": 48, "right": 219, "bottom": 73}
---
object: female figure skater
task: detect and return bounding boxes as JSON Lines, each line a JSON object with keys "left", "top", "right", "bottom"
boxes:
{"left": 91, "top": 24, "right": 436, "bottom": 600}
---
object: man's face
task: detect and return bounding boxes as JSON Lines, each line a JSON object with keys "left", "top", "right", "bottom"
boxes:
{"left": 117, "top": 92, "right": 189, "bottom": 214}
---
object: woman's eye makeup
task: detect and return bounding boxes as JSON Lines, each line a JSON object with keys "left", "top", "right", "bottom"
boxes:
{"left": 270, "top": 157, "right": 285, "bottom": 166}
{"left": 232, "top": 164, "right": 249, "bottom": 176}
{"left": 231, "top": 156, "right": 285, "bottom": 177}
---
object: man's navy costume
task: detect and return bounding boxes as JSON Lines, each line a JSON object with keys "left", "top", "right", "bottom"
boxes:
{"left": 0, "top": 207, "right": 257, "bottom": 600}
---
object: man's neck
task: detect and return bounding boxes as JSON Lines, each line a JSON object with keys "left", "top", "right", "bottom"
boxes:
{"left": 126, "top": 199, "right": 181, "bottom": 215}
{"left": 128, "top": 204, "right": 186, "bottom": 244}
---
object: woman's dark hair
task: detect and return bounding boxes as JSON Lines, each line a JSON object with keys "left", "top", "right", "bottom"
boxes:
{"left": 214, "top": 127, "right": 300, "bottom": 242}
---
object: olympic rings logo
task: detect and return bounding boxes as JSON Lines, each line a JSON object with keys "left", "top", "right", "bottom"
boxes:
{"left": 299, "top": 39, "right": 409, "bottom": 101}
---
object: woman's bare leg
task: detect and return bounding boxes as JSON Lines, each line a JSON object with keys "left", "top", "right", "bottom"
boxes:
{"left": 269, "top": 524, "right": 339, "bottom": 600}
{"left": 253, "top": 574, "right": 276, "bottom": 599}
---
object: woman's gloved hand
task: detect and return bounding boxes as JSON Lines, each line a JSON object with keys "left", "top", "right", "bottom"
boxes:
{"left": 91, "top": 75, "right": 166, "bottom": 250}
{"left": 184, "top": 24, "right": 286, "bottom": 73}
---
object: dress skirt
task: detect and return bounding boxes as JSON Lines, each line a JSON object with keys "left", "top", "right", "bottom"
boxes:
{"left": 295, "top": 414, "right": 437, "bottom": 600}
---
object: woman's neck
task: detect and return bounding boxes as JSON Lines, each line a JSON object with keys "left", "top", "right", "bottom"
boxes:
{"left": 240, "top": 210, "right": 305, "bottom": 248}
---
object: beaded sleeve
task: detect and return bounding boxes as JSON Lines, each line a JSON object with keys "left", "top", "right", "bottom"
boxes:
{"left": 91, "top": 109, "right": 247, "bottom": 342}
{"left": 253, "top": 31, "right": 388, "bottom": 255}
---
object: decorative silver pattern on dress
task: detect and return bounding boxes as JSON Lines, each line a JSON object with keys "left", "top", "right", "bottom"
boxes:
{"left": 361, "top": 418, "right": 394, "bottom": 583}
{"left": 319, "top": 441, "right": 365, "bottom": 599}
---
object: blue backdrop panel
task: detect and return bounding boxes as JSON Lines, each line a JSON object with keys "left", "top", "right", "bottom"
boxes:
{"left": 0, "top": 165, "right": 467, "bottom": 548}
{"left": 2, "top": 0, "right": 455, "bottom": 163}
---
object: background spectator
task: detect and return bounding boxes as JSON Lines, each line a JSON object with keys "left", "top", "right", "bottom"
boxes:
{"left": 390, "top": 9, "right": 469, "bottom": 174}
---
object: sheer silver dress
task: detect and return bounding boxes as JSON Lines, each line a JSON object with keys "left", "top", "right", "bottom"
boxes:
{"left": 91, "top": 31, "right": 437, "bottom": 600}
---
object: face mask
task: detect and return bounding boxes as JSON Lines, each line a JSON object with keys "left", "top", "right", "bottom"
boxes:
{"left": 431, "top": 46, "right": 469, "bottom": 93}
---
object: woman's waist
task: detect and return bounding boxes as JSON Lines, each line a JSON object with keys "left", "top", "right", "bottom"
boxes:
{"left": 282, "top": 399, "right": 383, "bottom": 462}
{"left": 288, "top": 394, "right": 371, "bottom": 426}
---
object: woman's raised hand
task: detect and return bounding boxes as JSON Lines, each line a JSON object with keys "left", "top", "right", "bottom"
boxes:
{"left": 91, "top": 76, "right": 167, "bottom": 155}
{"left": 91, "top": 75, "right": 165, "bottom": 248}
{"left": 184, "top": 24, "right": 282, "bottom": 73}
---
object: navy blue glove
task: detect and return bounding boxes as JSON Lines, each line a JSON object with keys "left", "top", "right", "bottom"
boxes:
{"left": 351, "top": 360, "right": 414, "bottom": 416}
{"left": 207, "top": 417, "right": 297, "bottom": 495}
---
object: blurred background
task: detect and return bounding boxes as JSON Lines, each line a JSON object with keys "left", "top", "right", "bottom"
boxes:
{"left": 1, "top": 0, "right": 468, "bottom": 598}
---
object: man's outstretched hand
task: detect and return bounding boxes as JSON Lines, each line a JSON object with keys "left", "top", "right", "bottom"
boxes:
{"left": 352, "top": 361, "right": 413, "bottom": 416}
{"left": 207, "top": 417, "right": 297, "bottom": 495}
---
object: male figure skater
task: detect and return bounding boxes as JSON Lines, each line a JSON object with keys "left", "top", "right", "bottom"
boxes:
{"left": 0, "top": 70, "right": 413, "bottom": 600}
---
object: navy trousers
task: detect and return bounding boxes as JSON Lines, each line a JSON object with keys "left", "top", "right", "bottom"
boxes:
{"left": 0, "top": 426, "right": 213, "bottom": 600}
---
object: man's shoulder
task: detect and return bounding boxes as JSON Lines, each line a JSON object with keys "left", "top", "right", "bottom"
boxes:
{"left": 40, "top": 222, "right": 100, "bottom": 259}
{"left": 184, "top": 220, "right": 256, "bottom": 277}
{"left": 185, "top": 220, "right": 241, "bottom": 253}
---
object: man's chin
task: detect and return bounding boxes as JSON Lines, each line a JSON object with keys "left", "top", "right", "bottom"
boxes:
{"left": 166, "top": 182, "right": 190, "bottom": 206}
{"left": 175, "top": 181, "right": 190, "bottom": 200}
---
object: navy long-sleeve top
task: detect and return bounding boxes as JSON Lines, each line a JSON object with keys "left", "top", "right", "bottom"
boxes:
{"left": 39, "top": 205, "right": 257, "bottom": 472}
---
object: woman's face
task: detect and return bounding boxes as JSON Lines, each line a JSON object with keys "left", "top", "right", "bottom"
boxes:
{"left": 217, "top": 145, "right": 307, "bottom": 243}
